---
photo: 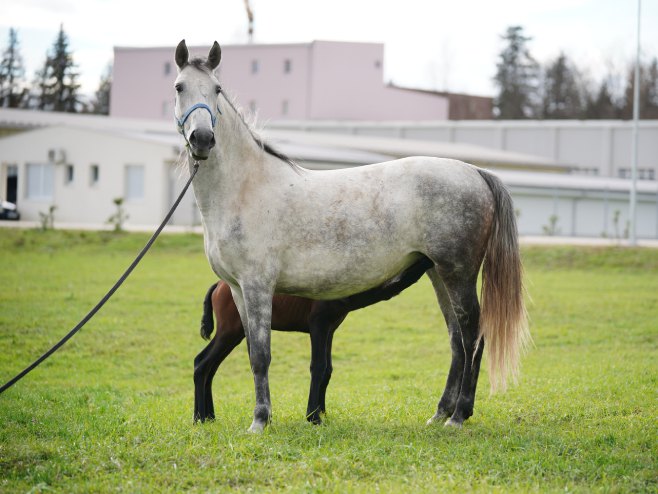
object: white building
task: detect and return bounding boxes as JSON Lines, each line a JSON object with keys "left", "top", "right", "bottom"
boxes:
{"left": 1, "top": 108, "right": 657, "bottom": 239}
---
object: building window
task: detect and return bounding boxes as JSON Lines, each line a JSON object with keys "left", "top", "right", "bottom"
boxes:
{"left": 90, "top": 164, "right": 99, "bottom": 186}
{"left": 374, "top": 59, "right": 382, "bottom": 69}
{"left": 65, "top": 164, "right": 74, "bottom": 184}
{"left": 574, "top": 167, "right": 599, "bottom": 176}
{"left": 164, "top": 62, "right": 171, "bottom": 76}
{"left": 162, "top": 100, "right": 173, "bottom": 118}
{"left": 284, "top": 59, "right": 292, "bottom": 73}
{"left": 251, "top": 59, "right": 259, "bottom": 74}
{"left": 26, "top": 163, "right": 54, "bottom": 200}
{"left": 618, "top": 168, "right": 657, "bottom": 180}
{"left": 281, "top": 100, "right": 289, "bottom": 116}
{"left": 125, "top": 165, "right": 145, "bottom": 200}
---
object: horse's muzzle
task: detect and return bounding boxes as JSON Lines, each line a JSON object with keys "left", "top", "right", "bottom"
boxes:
{"left": 188, "top": 128, "right": 216, "bottom": 160}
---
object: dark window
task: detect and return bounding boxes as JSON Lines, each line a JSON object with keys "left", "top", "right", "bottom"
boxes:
{"left": 284, "top": 59, "right": 292, "bottom": 73}
{"left": 65, "top": 164, "right": 74, "bottom": 184}
{"left": 90, "top": 164, "right": 99, "bottom": 185}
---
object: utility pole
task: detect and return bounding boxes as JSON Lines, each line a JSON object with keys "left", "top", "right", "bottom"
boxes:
{"left": 629, "top": 0, "right": 641, "bottom": 246}
{"left": 244, "top": 0, "right": 254, "bottom": 43}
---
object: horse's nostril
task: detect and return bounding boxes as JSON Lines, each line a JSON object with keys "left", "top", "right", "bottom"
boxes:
{"left": 188, "top": 129, "right": 215, "bottom": 150}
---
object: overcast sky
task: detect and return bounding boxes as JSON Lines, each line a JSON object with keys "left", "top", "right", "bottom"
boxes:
{"left": 1, "top": 0, "right": 657, "bottom": 98}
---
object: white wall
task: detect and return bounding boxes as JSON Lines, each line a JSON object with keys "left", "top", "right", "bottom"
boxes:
{"left": 0, "top": 127, "right": 178, "bottom": 226}
{"left": 270, "top": 120, "right": 658, "bottom": 180}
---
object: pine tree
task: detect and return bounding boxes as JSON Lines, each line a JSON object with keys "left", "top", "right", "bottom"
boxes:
{"left": 90, "top": 63, "right": 112, "bottom": 115}
{"left": 585, "top": 80, "right": 621, "bottom": 119}
{"left": 36, "top": 24, "right": 81, "bottom": 112}
{"left": 493, "top": 26, "right": 540, "bottom": 119}
{"left": 0, "top": 28, "right": 28, "bottom": 108}
{"left": 621, "top": 59, "right": 658, "bottom": 119}
{"left": 540, "top": 52, "right": 586, "bottom": 119}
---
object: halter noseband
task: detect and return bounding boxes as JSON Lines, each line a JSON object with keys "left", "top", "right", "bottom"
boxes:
{"left": 175, "top": 102, "right": 222, "bottom": 135}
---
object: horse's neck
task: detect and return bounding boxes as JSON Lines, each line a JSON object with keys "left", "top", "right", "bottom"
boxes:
{"left": 190, "top": 103, "right": 291, "bottom": 221}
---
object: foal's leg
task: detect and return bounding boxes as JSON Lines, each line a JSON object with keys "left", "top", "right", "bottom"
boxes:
{"left": 425, "top": 268, "right": 465, "bottom": 424}
{"left": 193, "top": 328, "right": 244, "bottom": 422}
{"left": 237, "top": 283, "right": 275, "bottom": 433}
{"left": 306, "top": 305, "right": 345, "bottom": 424}
{"left": 436, "top": 273, "right": 482, "bottom": 427}
{"left": 318, "top": 325, "right": 337, "bottom": 414}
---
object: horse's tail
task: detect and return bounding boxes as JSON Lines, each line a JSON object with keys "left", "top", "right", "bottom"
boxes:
{"left": 200, "top": 282, "right": 218, "bottom": 340}
{"left": 477, "top": 169, "right": 530, "bottom": 392}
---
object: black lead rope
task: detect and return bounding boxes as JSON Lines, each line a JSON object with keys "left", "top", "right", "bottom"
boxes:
{"left": 0, "top": 161, "right": 200, "bottom": 395}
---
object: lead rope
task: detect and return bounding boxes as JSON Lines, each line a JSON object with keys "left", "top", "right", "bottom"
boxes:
{"left": 0, "top": 161, "right": 201, "bottom": 395}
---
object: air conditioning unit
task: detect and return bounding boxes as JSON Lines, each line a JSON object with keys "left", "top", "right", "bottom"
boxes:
{"left": 48, "top": 149, "right": 67, "bottom": 165}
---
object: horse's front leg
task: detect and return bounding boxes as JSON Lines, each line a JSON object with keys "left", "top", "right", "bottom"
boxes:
{"left": 237, "top": 283, "right": 274, "bottom": 433}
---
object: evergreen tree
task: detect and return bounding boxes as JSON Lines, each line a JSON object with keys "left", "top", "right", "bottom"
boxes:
{"left": 540, "top": 52, "right": 586, "bottom": 119}
{"left": 493, "top": 26, "right": 540, "bottom": 119}
{"left": 0, "top": 28, "right": 28, "bottom": 108}
{"left": 36, "top": 24, "right": 81, "bottom": 112}
{"left": 585, "top": 80, "right": 621, "bottom": 119}
{"left": 89, "top": 63, "right": 112, "bottom": 115}
{"left": 620, "top": 59, "right": 658, "bottom": 119}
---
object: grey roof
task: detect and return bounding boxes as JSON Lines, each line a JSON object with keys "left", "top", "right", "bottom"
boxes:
{"left": 263, "top": 129, "right": 569, "bottom": 171}
{"left": 1, "top": 108, "right": 568, "bottom": 170}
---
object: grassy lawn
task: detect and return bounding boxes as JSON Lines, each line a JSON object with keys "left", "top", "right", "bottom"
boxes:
{"left": 0, "top": 229, "right": 656, "bottom": 493}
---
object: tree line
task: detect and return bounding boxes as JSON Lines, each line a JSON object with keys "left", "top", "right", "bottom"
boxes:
{"left": 0, "top": 25, "right": 110, "bottom": 114}
{"left": 1, "top": 24, "right": 657, "bottom": 119}
{"left": 494, "top": 26, "right": 658, "bottom": 120}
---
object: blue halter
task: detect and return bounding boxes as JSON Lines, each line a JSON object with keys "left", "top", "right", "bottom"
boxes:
{"left": 175, "top": 102, "right": 222, "bottom": 135}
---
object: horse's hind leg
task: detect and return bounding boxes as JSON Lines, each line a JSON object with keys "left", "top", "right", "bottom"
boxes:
{"left": 426, "top": 268, "right": 483, "bottom": 427}
{"left": 306, "top": 304, "right": 345, "bottom": 424}
{"left": 426, "top": 268, "right": 464, "bottom": 422}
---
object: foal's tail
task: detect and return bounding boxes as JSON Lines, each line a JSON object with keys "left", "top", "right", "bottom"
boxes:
{"left": 477, "top": 169, "right": 530, "bottom": 392}
{"left": 200, "top": 282, "right": 218, "bottom": 340}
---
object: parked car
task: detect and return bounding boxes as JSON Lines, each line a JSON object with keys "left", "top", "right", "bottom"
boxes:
{"left": 0, "top": 199, "right": 20, "bottom": 220}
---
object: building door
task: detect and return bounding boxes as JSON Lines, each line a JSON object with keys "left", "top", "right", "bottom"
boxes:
{"left": 3, "top": 164, "right": 18, "bottom": 204}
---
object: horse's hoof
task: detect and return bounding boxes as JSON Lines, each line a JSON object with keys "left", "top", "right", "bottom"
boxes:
{"left": 444, "top": 417, "right": 463, "bottom": 429}
{"left": 247, "top": 420, "right": 266, "bottom": 433}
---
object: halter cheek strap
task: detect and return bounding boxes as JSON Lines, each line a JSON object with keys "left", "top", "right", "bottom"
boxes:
{"left": 175, "top": 102, "right": 222, "bottom": 135}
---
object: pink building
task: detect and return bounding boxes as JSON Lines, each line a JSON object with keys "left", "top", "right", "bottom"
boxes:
{"left": 110, "top": 41, "right": 452, "bottom": 121}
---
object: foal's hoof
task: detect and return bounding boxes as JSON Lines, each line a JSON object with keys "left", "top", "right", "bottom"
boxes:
{"left": 444, "top": 417, "right": 463, "bottom": 429}
{"left": 426, "top": 409, "right": 451, "bottom": 425}
{"left": 247, "top": 420, "right": 267, "bottom": 434}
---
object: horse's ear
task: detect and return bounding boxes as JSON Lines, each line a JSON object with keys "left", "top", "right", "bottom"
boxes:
{"left": 175, "top": 39, "right": 189, "bottom": 69}
{"left": 206, "top": 41, "right": 221, "bottom": 71}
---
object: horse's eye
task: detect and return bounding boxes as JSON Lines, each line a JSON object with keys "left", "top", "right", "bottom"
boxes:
{"left": 215, "top": 85, "right": 222, "bottom": 94}
{"left": 175, "top": 83, "right": 183, "bottom": 93}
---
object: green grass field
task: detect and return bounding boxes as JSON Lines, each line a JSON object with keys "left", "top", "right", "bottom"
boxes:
{"left": 0, "top": 229, "right": 656, "bottom": 493}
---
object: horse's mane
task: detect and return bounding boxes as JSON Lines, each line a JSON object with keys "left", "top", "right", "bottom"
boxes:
{"left": 186, "top": 58, "right": 302, "bottom": 173}
{"left": 222, "top": 96, "right": 302, "bottom": 173}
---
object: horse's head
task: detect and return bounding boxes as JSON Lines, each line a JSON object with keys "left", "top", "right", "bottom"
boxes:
{"left": 174, "top": 39, "right": 222, "bottom": 160}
